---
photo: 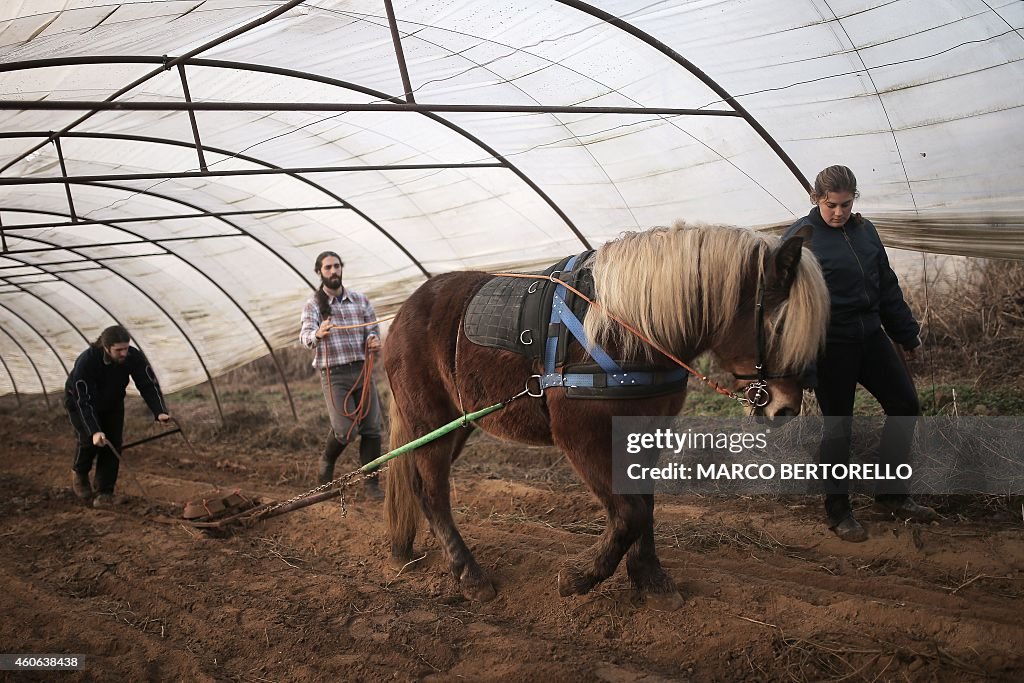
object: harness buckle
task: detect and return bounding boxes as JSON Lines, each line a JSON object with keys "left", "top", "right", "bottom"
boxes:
{"left": 525, "top": 375, "right": 545, "bottom": 398}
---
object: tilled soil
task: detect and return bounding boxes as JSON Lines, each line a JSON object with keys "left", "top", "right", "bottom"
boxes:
{"left": 1, "top": 405, "right": 1022, "bottom": 682}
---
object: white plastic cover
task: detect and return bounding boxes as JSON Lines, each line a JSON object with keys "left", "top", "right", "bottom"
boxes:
{"left": 0, "top": 0, "right": 1021, "bottom": 397}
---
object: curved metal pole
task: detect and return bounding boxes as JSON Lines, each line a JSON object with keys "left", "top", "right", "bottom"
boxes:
{"left": 0, "top": 55, "right": 592, "bottom": 250}
{"left": 0, "top": 323, "right": 50, "bottom": 409}
{"left": 0, "top": 135, "right": 432, "bottom": 278}
{"left": 81, "top": 181, "right": 317, "bottom": 291}
{"left": 49, "top": 131, "right": 428, "bottom": 277}
{"left": 0, "top": 0, "right": 309, "bottom": 175}
{"left": 8, "top": 234, "right": 225, "bottom": 424}
{"left": 554, "top": 0, "right": 812, "bottom": 195}
{"left": 4, "top": 177, "right": 320, "bottom": 425}
{"left": 0, "top": 280, "right": 91, "bottom": 346}
{"left": 0, "top": 252, "right": 154, "bottom": 388}
{"left": 2, "top": 206, "right": 297, "bottom": 420}
{"left": 0, "top": 131, "right": 351, "bottom": 283}
{"left": 0, "top": 300, "right": 70, "bottom": 376}
{"left": 1, "top": 129, "right": 319, "bottom": 292}
{"left": 0, "top": 350, "right": 21, "bottom": 407}
{"left": 186, "top": 57, "right": 593, "bottom": 250}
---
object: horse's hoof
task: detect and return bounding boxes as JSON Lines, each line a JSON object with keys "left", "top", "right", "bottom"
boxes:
{"left": 461, "top": 577, "right": 497, "bottom": 602}
{"left": 629, "top": 568, "right": 678, "bottom": 595}
{"left": 627, "top": 565, "right": 682, "bottom": 607}
{"left": 557, "top": 566, "right": 596, "bottom": 596}
{"left": 636, "top": 585, "right": 684, "bottom": 610}
{"left": 389, "top": 547, "right": 416, "bottom": 570}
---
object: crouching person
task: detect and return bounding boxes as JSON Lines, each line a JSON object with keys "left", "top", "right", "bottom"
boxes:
{"left": 66, "top": 325, "right": 170, "bottom": 508}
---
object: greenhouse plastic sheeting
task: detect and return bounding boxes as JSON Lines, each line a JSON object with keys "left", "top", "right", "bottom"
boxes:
{"left": 0, "top": 0, "right": 1021, "bottom": 397}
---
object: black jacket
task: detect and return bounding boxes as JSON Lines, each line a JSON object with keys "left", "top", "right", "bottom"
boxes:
{"left": 64, "top": 345, "right": 166, "bottom": 436}
{"left": 785, "top": 207, "right": 920, "bottom": 348}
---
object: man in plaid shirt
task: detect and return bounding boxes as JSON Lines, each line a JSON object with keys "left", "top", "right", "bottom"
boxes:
{"left": 299, "top": 251, "right": 384, "bottom": 499}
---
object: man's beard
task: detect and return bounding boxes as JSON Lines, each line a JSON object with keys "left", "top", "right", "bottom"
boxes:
{"left": 322, "top": 274, "right": 342, "bottom": 289}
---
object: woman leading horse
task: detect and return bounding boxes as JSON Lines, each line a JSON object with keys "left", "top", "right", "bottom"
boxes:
{"left": 384, "top": 223, "right": 829, "bottom": 602}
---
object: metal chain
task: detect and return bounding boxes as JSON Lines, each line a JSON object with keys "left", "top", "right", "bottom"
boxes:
{"left": 254, "top": 464, "right": 390, "bottom": 519}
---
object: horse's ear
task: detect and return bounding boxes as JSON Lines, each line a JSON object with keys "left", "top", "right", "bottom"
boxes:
{"left": 791, "top": 224, "right": 813, "bottom": 244}
{"left": 773, "top": 229, "right": 809, "bottom": 292}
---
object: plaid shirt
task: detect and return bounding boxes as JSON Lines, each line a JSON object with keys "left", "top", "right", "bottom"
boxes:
{"left": 299, "top": 287, "right": 381, "bottom": 370}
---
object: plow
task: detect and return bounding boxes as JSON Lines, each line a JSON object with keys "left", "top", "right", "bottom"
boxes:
{"left": 111, "top": 422, "right": 372, "bottom": 531}
{"left": 178, "top": 470, "right": 378, "bottom": 531}
{"left": 140, "top": 400, "right": 512, "bottom": 531}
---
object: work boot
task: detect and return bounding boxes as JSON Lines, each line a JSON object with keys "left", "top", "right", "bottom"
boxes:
{"left": 71, "top": 470, "right": 92, "bottom": 500}
{"left": 318, "top": 432, "right": 346, "bottom": 485}
{"left": 875, "top": 495, "right": 940, "bottom": 522}
{"left": 826, "top": 494, "right": 867, "bottom": 542}
{"left": 358, "top": 436, "right": 384, "bottom": 500}
{"left": 318, "top": 456, "right": 337, "bottom": 485}
{"left": 363, "top": 475, "right": 384, "bottom": 501}
{"left": 829, "top": 512, "right": 868, "bottom": 543}
{"left": 358, "top": 435, "right": 382, "bottom": 468}
{"left": 92, "top": 493, "right": 124, "bottom": 509}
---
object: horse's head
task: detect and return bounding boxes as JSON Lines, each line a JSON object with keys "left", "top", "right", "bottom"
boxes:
{"left": 711, "top": 225, "right": 828, "bottom": 419}
{"left": 582, "top": 223, "right": 828, "bottom": 419}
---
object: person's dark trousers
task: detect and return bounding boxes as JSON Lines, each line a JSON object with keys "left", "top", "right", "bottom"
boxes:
{"left": 814, "top": 330, "right": 920, "bottom": 525}
{"left": 68, "top": 406, "right": 125, "bottom": 495}
{"left": 319, "top": 432, "right": 382, "bottom": 487}
{"left": 320, "top": 360, "right": 384, "bottom": 486}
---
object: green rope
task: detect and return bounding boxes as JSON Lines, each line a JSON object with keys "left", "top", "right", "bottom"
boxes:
{"left": 358, "top": 401, "right": 507, "bottom": 473}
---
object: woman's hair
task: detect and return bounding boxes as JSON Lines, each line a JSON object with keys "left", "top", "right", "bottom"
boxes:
{"left": 92, "top": 325, "right": 130, "bottom": 349}
{"left": 314, "top": 251, "right": 344, "bottom": 320}
{"left": 810, "top": 165, "right": 860, "bottom": 203}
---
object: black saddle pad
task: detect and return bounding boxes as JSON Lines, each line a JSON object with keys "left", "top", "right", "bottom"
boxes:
{"left": 464, "top": 254, "right": 593, "bottom": 360}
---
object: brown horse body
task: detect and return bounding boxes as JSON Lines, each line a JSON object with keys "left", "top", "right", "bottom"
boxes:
{"left": 384, "top": 225, "right": 828, "bottom": 602}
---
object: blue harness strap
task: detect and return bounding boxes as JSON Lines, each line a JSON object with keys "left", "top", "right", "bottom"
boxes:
{"left": 559, "top": 369, "right": 688, "bottom": 388}
{"left": 539, "top": 254, "right": 687, "bottom": 391}
{"left": 542, "top": 255, "right": 617, "bottom": 389}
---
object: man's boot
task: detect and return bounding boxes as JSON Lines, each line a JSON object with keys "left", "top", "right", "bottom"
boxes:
{"left": 359, "top": 435, "right": 384, "bottom": 500}
{"left": 71, "top": 470, "right": 92, "bottom": 500}
{"left": 874, "top": 494, "right": 940, "bottom": 522}
{"left": 318, "top": 432, "right": 346, "bottom": 485}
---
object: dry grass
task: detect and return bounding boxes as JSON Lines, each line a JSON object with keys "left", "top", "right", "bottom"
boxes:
{"left": 769, "top": 630, "right": 992, "bottom": 682}
{"left": 905, "top": 258, "right": 1024, "bottom": 392}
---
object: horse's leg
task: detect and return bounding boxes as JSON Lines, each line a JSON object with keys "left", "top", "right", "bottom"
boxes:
{"left": 624, "top": 493, "right": 681, "bottom": 603}
{"left": 383, "top": 271, "right": 507, "bottom": 601}
{"left": 548, "top": 424, "right": 649, "bottom": 596}
{"left": 413, "top": 427, "right": 496, "bottom": 602}
{"left": 549, "top": 394, "right": 683, "bottom": 600}
{"left": 556, "top": 476, "right": 649, "bottom": 596}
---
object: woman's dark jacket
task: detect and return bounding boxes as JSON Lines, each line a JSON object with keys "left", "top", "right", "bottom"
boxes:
{"left": 64, "top": 345, "right": 167, "bottom": 436}
{"left": 784, "top": 207, "right": 920, "bottom": 348}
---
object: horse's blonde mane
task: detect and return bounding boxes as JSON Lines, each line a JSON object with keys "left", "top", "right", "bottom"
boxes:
{"left": 582, "top": 222, "right": 828, "bottom": 371}
{"left": 767, "top": 240, "right": 829, "bottom": 372}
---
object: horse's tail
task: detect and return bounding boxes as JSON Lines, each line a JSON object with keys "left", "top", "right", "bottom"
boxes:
{"left": 385, "top": 401, "right": 419, "bottom": 562}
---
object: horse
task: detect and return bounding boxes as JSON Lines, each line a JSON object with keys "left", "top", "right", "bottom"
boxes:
{"left": 383, "top": 223, "right": 828, "bottom": 602}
